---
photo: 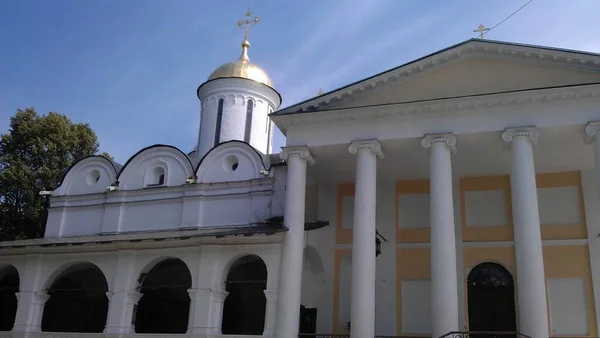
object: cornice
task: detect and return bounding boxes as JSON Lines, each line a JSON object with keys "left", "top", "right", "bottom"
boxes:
{"left": 280, "top": 40, "right": 600, "bottom": 114}
{"left": 502, "top": 127, "right": 540, "bottom": 147}
{"left": 50, "top": 178, "right": 275, "bottom": 208}
{"left": 348, "top": 140, "right": 384, "bottom": 159}
{"left": 280, "top": 146, "right": 315, "bottom": 165}
{"left": 273, "top": 83, "right": 600, "bottom": 132}
{"left": 0, "top": 232, "right": 285, "bottom": 255}
{"left": 421, "top": 133, "right": 457, "bottom": 154}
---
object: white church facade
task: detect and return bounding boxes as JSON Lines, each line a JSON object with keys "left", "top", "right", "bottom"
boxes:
{"left": 1, "top": 34, "right": 600, "bottom": 338}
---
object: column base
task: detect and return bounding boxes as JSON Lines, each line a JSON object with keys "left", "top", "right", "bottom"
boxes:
{"left": 11, "top": 323, "right": 42, "bottom": 333}
{"left": 103, "top": 325, "right": 135, "bottom": 334}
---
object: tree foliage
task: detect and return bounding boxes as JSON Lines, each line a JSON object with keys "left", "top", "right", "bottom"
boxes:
{"left": 0, "top": 108, "right": 111, "bottom": 240}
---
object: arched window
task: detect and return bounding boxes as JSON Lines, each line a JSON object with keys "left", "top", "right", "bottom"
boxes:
{"left": 0, "top": 265, "right": 19, "bottom": 331}
{"left": 214, "top": 98, "right": 224, "bottom": 146}
{"left": 244, "top": 99, "right": 254, "bottom": 143}
{"left": 266, "top": 107, "right": 273, "bottom": 154}
{"left": 146, "top": 166, "right": 166, "bottom": 187}
{"left": 222, "top": 255, "right": 267, "bottom": 335}
{"left": 42, "top": 262, "right": 109, "bottom": 333}
{"left": 135, "top": 258, "right": 192, "bottom": 334}
{"left": 467, "top": 262, "right": 516, "bottom": 333}
{"left": 266, "top": 120, "right": 273, "bottom": 154}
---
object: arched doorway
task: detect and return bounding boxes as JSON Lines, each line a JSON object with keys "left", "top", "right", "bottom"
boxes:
{"left": 135, "top": 258, "right": 192, "bottom": 334}
{"left": 41, "top": 262, "right": 109, "bottom": 332}
{"left": 222, "top": 255, "right": 267, "bottom": 335}
{"left": 467, "top": 262, "right": 517, "bottom": 334}
{"left": 0, "top": 265, "right": 19, "bottom": 331}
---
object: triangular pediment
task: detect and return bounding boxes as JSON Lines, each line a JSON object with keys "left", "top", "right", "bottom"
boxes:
{"left": 275, "top": 39, "right": 600, "bottom": 115}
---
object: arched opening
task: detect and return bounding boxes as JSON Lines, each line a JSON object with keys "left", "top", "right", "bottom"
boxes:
{"left": 146, "top": 166, "right": 165, "bottom": 187}
{"left": 41, "top": 262, "right": 109, "bottom": 333}
{"left": 214, "top": 98, "right": 224, "bottom": 146}
{"left": 222, "top": 255, "right": 267, "bottom": 335}
{"left": 467, "top": 262, "right": 517, "bottom": 334}
{"left": 0, "top": 265, "right": 19, "bottom": 331}
{"left": 244, "top": 99, "right": 254, "bottom": 143}
{"left": 135, "top": 258, "right": 192, "bottom": 334}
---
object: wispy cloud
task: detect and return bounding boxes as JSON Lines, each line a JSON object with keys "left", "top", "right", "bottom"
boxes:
{"left": 272, "top": 0, "right": 389, "bottom": 87}
{"left": 277, "top": 7, "right": 451, "bottom": 108}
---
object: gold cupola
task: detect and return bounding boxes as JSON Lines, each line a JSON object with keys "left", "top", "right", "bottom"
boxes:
{"left": 207, "top": 39, "right": 273, "bottom": 88}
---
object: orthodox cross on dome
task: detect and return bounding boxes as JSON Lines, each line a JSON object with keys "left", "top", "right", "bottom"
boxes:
{"left": 237, "top": 9, "right": 260, "bottom": 42}
{"left": 473, "top": 24, "right": 490, "bottom": 39}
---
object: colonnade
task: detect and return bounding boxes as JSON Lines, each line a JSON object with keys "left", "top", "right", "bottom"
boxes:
{"left": 276, "top": 124, "right": 600, "bottom": 338}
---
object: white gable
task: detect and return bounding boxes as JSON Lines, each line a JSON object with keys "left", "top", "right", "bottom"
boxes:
{"left": 53, "top": 156, "right": 117, "bottom": 196}
{"left": 331, "top": 56, "right": 600, "bottom": 110}
{"left": 196, "top": 141, "right": 271, "bottom": 183}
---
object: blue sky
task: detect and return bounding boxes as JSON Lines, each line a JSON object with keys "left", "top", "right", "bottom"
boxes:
{"left": 1, "top": 0, "right": 599, "bottom": 163}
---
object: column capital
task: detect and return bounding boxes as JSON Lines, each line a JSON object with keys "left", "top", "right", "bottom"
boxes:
{"left": 211, "top": 289, "right": 229, "bottom": 302}
{"left": 348, "top": 139, "right": 384, "bottom": 159}
{"left": 33, "top": 291, "right": 50, "bottom": 305}
{"left": 421, "top": 133, "right": 457, "bottom": 154}
{"left": 502, "top": 127, "right": 539, "bottom": 147}
{"left": 584, "top": 121, "right": 600, "bottom": 144}
{"left": 280, "top": 146, "right": 315, "bottom": 165}
{"left": 124, "top": 290, "right": 143, "bottom": 305}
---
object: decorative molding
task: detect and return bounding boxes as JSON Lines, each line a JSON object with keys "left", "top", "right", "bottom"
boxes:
{"left": 279, "top": 40, "right": 600, "bottom": 114}
{"left": 211, "top": 289, "right": 229, "bottom": 302}
{"left": 421, "top": 133, "right": 457, "bottom": 154}
{"left": 34, "top": 291, "right": 50, "bottom": 304}
{"left": 584, "top": 121, "right": 600, "bottom": 144}
{"left": 280, "top": 146, "right": 315, "bottom": 165}
{"left": 502, "top": 127, "right": 540, "bottom": 147}
{"left": 125, "top": 291, "right": 143, "bottom": 305}
{"left": 348, "top": 139, "right": 384, "bottom": 159}
{"left": 272, "top": 83, "right": 600, "bottom": 133}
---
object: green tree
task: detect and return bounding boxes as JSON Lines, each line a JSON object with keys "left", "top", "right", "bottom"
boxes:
{"left": 0, "top": 108, "right": 111, "bottom": 240}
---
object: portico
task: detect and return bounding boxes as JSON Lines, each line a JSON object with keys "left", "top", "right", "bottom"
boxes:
{"left": 272, "top": 38, "right": 600, "bottom": 338}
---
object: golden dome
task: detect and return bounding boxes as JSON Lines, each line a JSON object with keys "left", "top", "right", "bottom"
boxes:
{"left": 208, "top": 40, "right": 273, "bottom": 88}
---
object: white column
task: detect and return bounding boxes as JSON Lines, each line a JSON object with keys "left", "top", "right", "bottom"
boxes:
{"left": 263, "top": 289, "right": 278, "bottom": 336}
{"left": 12, "top": 291, "right": 49, "bottom": 332}
{"left": 502, "top": 127, "right": 548, "bottom": 338}
{"left": 348, "top": 140, "right": 383, "bottom": 338}
{"left": 422, "top": 134, "right": 460, "bottom": 338}
{"left": 187, "top": 288, "right": 212, "bottom": 334}
{"left": 104, "top": 250, "right": 139, "bottom": 334}
{"left": 585, "top": 122, "right": 600, "bottom": 196}
{"left": 274, "top": 146, "right": 314, "bottom": 338}
{"left": 209, "top": 289, "right": 229, "bottom": 335}
{"left": 12, "top": 255, "right": 45, "bottom": 333}
{"left": 584, "top": 121, "right": 600, "bottom": 332}
{"left": 188, "top": 246, "right": 220, "bottom": 334}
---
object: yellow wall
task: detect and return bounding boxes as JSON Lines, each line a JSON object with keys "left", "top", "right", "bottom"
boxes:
{"left": 544, "top": 245, "right": 597, "bottom": 336}
{"left": 537, "top": 171, "right": 587, "bottom": 240}
{"left": 332, "top": 171, "right": 596, "bottom": 335}
{"left": 396, "top": 180, "right": 431, "bottom": 243}
{"left": 460, "top": 175, "right": 514, "bottom": 242}
{"left": 395, "top": 247, "right": 431, "bottom": 334}
{"left": 335, "top": 184, "right": 354, "bottom": 244}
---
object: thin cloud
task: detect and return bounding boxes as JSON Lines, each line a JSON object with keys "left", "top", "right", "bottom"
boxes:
{"left": 272, "top": 0, "right": 389, "bottom": 86}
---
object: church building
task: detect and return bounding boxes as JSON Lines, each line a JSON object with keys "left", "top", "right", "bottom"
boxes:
{"left": 1, "top": 17, "right": 600, "bottom": 338}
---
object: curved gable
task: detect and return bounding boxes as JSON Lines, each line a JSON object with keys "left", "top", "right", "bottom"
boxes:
{"left": 118, "top": 145, "right": 194, "bottom": 190}
{"left": 53, "top": 156, "right": 117, "bottom": 196}
{"left": 195, "top": 141, "right": 270, "bottom": 183}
